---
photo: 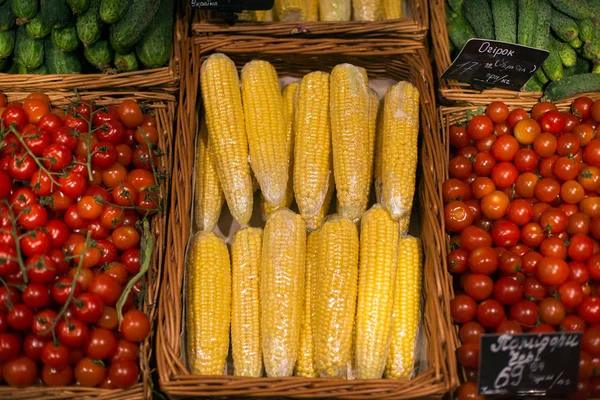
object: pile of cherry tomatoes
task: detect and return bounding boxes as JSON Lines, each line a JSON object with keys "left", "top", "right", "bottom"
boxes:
{"left": 446, "top": 97, "right": 600, "bottom": 400}
{"left": 0, "top": 92, "right": 161, "bottom": 389}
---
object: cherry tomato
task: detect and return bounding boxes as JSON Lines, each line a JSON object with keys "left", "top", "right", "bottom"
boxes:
{"left": 21, "top": 125, "right": 51, "bottom": 156}
{"left": 481, "top": 190, "right": 510, "bottom": 220}
{"left": 579, "top": 165, "right": 600, "bottom": 192}
{"left": 561, "top": 180, "right": 585, "bottom": 204}
{"left": 51, "top": 277, "right": 81, "bottom": 305}
{"left": 20, "top": 229, "right": 51, "bottom": 258}
{"left": 42, "top": 365, "right": 73, "bottom": 387}
{"left": 463, "top": 274, "right": 494, "bottom": 301}
{"left": 510, "top": 299, "right": 539, "bottom": 328}
{"left": 45, "top": 220, "right": 70, "bottom": 248}
{"left": 574, "top": 124, "right": 595, "bottom": 147}
{"left": 58, "top": 171, "right": 87, "bottom": 200}
{"left": 562, "top": 315, "right": 586, "bottom": 332}
{"left": 459, "top": 321, "right": 485, "bottom": 344}
{"left": 476, "top": 299, "right": 505, "bottom": 328}
{"left": 75, "top": 357, "right": 106, "bottom": 387}
{"left": 532, "top": 102, "right": 558, "bottom": 121}
{"left": 448, "top": 248, "right": 468, "bottom": 274}
{"left": 467, "top": 115, "right": 494, "bottom": 140}
{"left": 118, "top": 100, "right": 143, "bottom": 129}
{"left": 579, "top": 297, "right": 600, "bottom": 324}
{"left": 535, "top": 177, "right": 560, "bottom": 203}
{"left": 21, "top": 283, "right": 50, "bottom": 309}
{"left": 0, "top": 333, "right": 21, "bottom": 361}
{"left": 539, "top": 297, "right": 566, "bottom": 326}
{"left": 42, "top": 143, "right": 72, "bottom": 172}
{"left": 97, "top": 120, "right": 124, "bottom": 145}
{"left": 539, "top": 110, "right": 566, "bottom": 135}
{"left": 459, "top": 226, "right": 492, "bottom": 252}
{"left": 2, "top": 107, "right": 28, "bottom": 130}
{"left": 513, "top": 118, "right": 541, "bottom": 144}
{"left": 486, "top": 101, "right": 509, "bottom": 123}
{"left": 41, "top": 341, "right": 70, "bottom": 370}
{"left": 583, "top": 325, "right": 600, "bottom": 357}
{"left": 491, "top": 220, "right": 520, "bottom": 247}
{"left": 493, "top": 276, "right": 522, "bottom": 305}
{"left": 89, "top": 274, "right": 121, "bottom": 306}
{"left": 0, "top": 287, "right": 19, "bottom": 314}
{"left": 31, "top": 309, "right": 56, "bottom": 339}
{"left": 57, "top": 318, "right": 89, "bottom": 349}
{"left": 573, "top": 96, "right": 594, "bottom": 119}
{"left": 491, "top": 162, "right": 518, "bottom": 189}
{"left": 570, "top": 234, "right": 595, "bottom": 262}
{"left": 73, "top": 293, "right": 104, "bottom": 324}
{"left": 559, "top": 280, "right": 585, "bottom": 308}
{"left": 507, "top": 108, "right": 528, "bottom": 128}
{"left": 97, "top": 306, "right": 118, "bottom": 330}
{"left": 83, "top": 328, "right": 117, "bottom": 360}
{"left": 444, "top": 201, "right": 473, "bottom": 233}
{"left": 102, "top": 163, "right": 127, "bottom": 189}
{"left": 2, "top": 356, "right": 37, "bottom": 388}
{"left": 584, "top": 139, "right": 600, "bottom": 168}
{"left": 108, "top": 360, "right": 138, "bottom": 388}
{"left": 6, "top": 304, "right": 32, "bottom": 331}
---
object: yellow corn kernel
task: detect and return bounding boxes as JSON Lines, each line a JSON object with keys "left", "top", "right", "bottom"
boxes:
{"left": 261, "top": 208, "right": 306, "bottom": 377}
{"left": 383, "top": 0, "right": 403, "bottom": 19}
{"left": 186, "top": 232, "right": 231, "bottom": 375}
{"left": 304, "top": 172, "right": 334, "bottom": 231}
{"left": 295, "top": 230, "right": 320, "bottom": 377}
{"left": 355, "top": 205, "right": 399, "bottom": 379}
{"left": 381, "top": 81, "right": 420, "bottom": 221}
{"left": 320, "top": 0, "right": 351, "bottom": 20}
{"left": 231, "top": 228, "right": 263, "bottom": 377}
{"left": 314, "top": 216, "right": 359, "bottom": 378}
{"left": 306, "top": 0, "right": 319, "bottom": 20}
{"left": 201, "top": 53, "right": 253, "bottom": 225}
{"left": 294, "top": 71, "right": 331, "bottom": 218}
{"left": 255, "top": 9, "right": 274, "bottom": 21}
{"left": 275, "top": 0, "right": 307, "bottom": 21}
{"left": 398, "top": 215, "right": 410, "bottom": 236}
{"left": 262, "top": 82, "right": 299, "bottom": 217}
{"left": 373, "top": 94, "right": 384, "bottom": 203}
{"left": 385, "top": 236, "right": 422, "bottom": 379}
{"left": 194, "top": 118, "right": 224, "bottom": 232}
{"left": 241, "top": 60, "right": 288, "bottom": 207}
{"left": 353, "top": 0, "right": 383, "bottom": 21}
{"left": 330, "top": 64, "right": 371, "bottom": 222}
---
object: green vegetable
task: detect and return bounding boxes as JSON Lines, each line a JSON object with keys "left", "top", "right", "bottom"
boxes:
{"left": 550, "top": 8, "right": 579, "bottom": 42}
{"left": 114, "top": 51, "right": 137, "bottom": 72}
{"left": 14, "top": 25, "right": 44, "bottom": 69}
{"left": 77, "top": 0, "right": 102, "bottom": 47}
{"left": 108, "top": 0, "right": 160, "bottom": 53}
{"left": 579, "top": 19, "right": 594, "bottom": 42}
{"left": 0, "top": 30, "right": 15, "bottom": 58}
{"left": 447, "top": 12, "right": 476, "bottom": 50}
{"left": 135, "top": 0, "right": 173, "bottom": 69}
{"left": 542, "top": 40, "right": 564, "bottom": 81}
{"left": 11, "top": 0, "right": 38, "bottom": 24}
{"left": 51, "top": 23, "right": 79, "bottom": 52}
{"left": 491, "top": 0, "right": 517, "bottom": 43}
{"left": 5, "top": 62, "right": 18, "bottom": 73}
{"left": 18, "top": 63, "right": 48, "bottom": 74}
{"left": 26, "top": 14, "right": 52, "bottom": 38}
{"left": 517, "top": 0, "right": 537, "bottom": 46}
{"left": 41, "top": 0, "right": 72, "bottom": 29}
{"left": 563, "top": 57, "right": 591, "bottom": 77}
{"left": 67, "top": 0, "right": 90, "bottom": 13}
{"left": 463, "top": 0, "right": 495, "bottom": 39}
{"left": 569, "top": 37, "right": 583, "bottom": 49}
{"left": 0, "top": 1, "right": 16, "bottom": 31}
{"left": 447, "top": 0, "right": 464, "bottom": 14}
{"left": 548, "top": 0, "right": 591, "bottom": 20}
{"left": 552, "top": 37, "right": 577, "bottom": 67}
{"left": 532, "top": 0, "right": 551, "bottom": 49}
{"left": 543, "top": 73, "right": 600, "bottom": 100}
{"left": 84, "top": 39, "right": 112, "bottom": 71}
{"left": 99, "top": 0, "right": 128, "bottom": 24}
{"left": 586, "top": 26, "right": 600, "bottom": 62}
{"left": 0, "top": 58, "right": 8, "bottom": 72}
{"left": 524, "top": 76, "right": 543, "bottom": 91}
{"left": 592, "top": 63, "right": 600, "bottom": 73}
{"left": 45, "top": 38, "right": 81, "bottom": 73}
{"left": 535, "top": 68, "right": 549, "bottom": 84}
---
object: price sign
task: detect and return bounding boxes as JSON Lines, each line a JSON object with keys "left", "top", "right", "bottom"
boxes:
{"left": 189, "top": 0, "right": 274, "bottom": 10}
{"left": 478, "top": 332, "right": 581, "bottom": 397}
{"left": 441, "top": 39, "right": 550, "bottom": 91}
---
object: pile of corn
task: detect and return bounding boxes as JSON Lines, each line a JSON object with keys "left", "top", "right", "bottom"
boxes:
{"left": 186, "top": 53, "right": 422, "bottom": 380}
{"left": 237, "top": 0, "right": 404, "bottom": 22}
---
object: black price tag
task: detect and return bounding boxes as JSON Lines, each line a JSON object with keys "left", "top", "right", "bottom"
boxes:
{"left": 478, "top": 332, "right": 581, "bottom": 397}
{"left": 189, "top": 0, "right": 274, "bottom": 10}
{"left": 441, "top": 39, "right": 550, "bottom": 91}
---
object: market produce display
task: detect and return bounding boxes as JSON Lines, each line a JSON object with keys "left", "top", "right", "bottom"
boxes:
{"left": 0, "top": 93, "right": 163, "bottom": 388}
{"left": 445, "top": 98, "right": 600, "bottom": 399}
{"left": 445, "top": 0, "right": 600, "bottom": 96}
{"left": 185, "top": 53, "right": 423, "bottom": 380}
{"left": 0, "top": 0, "right": 174, "bottom": 74}
{"left": 237, "top": 0, "right": 405, "bottom": 22}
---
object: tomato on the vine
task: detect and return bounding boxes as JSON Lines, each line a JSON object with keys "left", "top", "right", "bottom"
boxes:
{"left": 74, "top": 357, "right": 106, "bottom": 387}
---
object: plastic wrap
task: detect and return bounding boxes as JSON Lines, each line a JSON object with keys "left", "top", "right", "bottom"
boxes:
{"left": 241, "top": 60, "right": 289, "bottom": 208}
{"left": 275, "top": 0, "right": 308, "bottom": 21}
{"left": 261, "top": 208, "right": 306, "bottom": 377}
{"left": 293, "top": 71, "right": 332, "bottom": 218}
{"left": 304, "top": 171, "right": 335, "bottom": 231}
{"left": 365, "top": 88, "right": 379, "bottom": 202}
{"left": 231, "top": 227, "right": 263, "bottom": 377}
{"left": 200, "top": 53, "right": 253, "bottom": 225}
{"left": 353, "top": 0, "right": 384, "bottom": 21}
{"left": 320, "top": 0, "right": 351, "bottom": 21}
{"left": 314, "top": 215, "right": 359, "bottom": 378}
{"left": 185, "top": 232, "right": 231, "bottom": 375}
{"left": 383, "top": 0, "right": 403, "bottom": 19}
{"left": 330, "top": 64, "right": 371, "bottom": 222}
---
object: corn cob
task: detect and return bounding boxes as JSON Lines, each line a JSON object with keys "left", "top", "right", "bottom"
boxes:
{"left": 304, "top": 172, "right": 334, "bottom": 231}
{"left": 261, "top": 208, "right": 306, "bottom": 377}
{"left": 294, "top": 71, "right": 332, "bottom": 218}
{"left": 366, "top": 88, "right": 378, "bottom": 203}
{"left": 194, "top": 118, "right": 224, "bottom": 232}
{"left": 385, "top": 236, "right": 422, "bottom": 379}
{"left": 320, "top": 0, "right": 351, "bottom": 20}
{"left": 275, "top": 0, "right": 308, "bottom": 21}
{"left": 241, "top": 60, "right": 289, "bottom": 207}
{"left": 373, "top": 94, "right": 384, "bottom": 203}
{"left": 295, "top": 230, "right": 320, "bottom": 377}
{"left": 353, "top": 0, "right": 383, "bottom": 21}
{"left": 262, "top": 82, "right": 299, "bottom": 218}
{"left": 383, "top": 0, "right": 403, "bottom": 19}
{"left": 398, "top": 215, "right": 410, "bottom": 236}
{"left": 255, "top": 9, "right": 274, "bottom": 21}
{"left": 330, "top": 64, "right": 371, "bottom": 222}
{"left": 201, "top": 54, "right": 253, "bottom": 225}
{"left": 314, "top": 216, "right": 359, "bottom": 378}
{"left": 306, "top": 0, "right": 319, "bottom": 20}
{"left": 381, "top": 81, "right": 420, "bottom": 221}
{"left": 186, "top": 232, "right": 231, "bottom": 375}
{"left": 231, "top": 228, "right": 263, "bottom": 377}
{"left": 355, "top": 205, "right": 399, "bottom": 379}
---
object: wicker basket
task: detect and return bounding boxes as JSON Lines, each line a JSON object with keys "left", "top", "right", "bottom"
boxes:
{"left": 191, "top": 0, "right": 428, "bottom": 41}
{"left": 0, "top": 90, "right": 175, "bottom": 400}
{"left": 156, "top": 34, "right": 459, "bottom": 399}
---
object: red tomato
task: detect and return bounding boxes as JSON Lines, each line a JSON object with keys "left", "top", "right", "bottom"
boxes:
{"left": 559, "top": 280, "right": 584, "bottom": 308}
{"left": 532, "top": 102, "right": 558, "bottom": 121}
{"left": 481, "top": 190, "right": 510, "bottom": 220}
{"left": 40, "top": 341, "right": 69, "bottom": 370}
{"left": 499, "top": 250, "right": 522, "bottom": 274}
{"left": 20, "top": 229, "right": 51, "bottom": 258}
{"left": 120, "top": 310, "right": 150, "bottom": 343}
{"left": 476, "top": 299, "right": 505, "bottom": 328}
{"left": 573, "top": 96, "right": 594, "bottom": 119}
{"left": 459, "top": 225, "right": 493, "bottom": 252}
{"left": 510, "top": 299, "right": 539, "bottom": 328}
{"left": 42, "top": 365, "right": 73, "bottom": 387}
{"left": 513, "top": 148, "right": 539, "bottom": 172}
{"left": 467, "top": 115, "right": 494, "bottom": 140}
{"left": 89, "top": 275, "right": 121, "bottom": 306}
{"left": 444, "top": 201, "right": 473, "bottom": 233}
{"left": 118, "top": 100, "right": 143, "bottom": 129}
{"left": 459, "top": 321, "right": 485, "bottom": 344}
{"left": 457, "top": 342, "right": 480, "bottom": 369}
{"left": 42, "top": 143, "right": 72, "bottom": 172}
{"left": 2, "top": 356, "right": 37, "bottom": 388}
{"left": 540, "top": 208, "right": 568, "bottom": 235}
{"left": 507, "top": 108, "right": 528, "bottom": 128}
{"left": 467, "top": 247, "right": 498, "bottom": 275}
{"left": 0, "top": 333, "right": 21, "bottom": 361}
{"left": 570, "top": 234, "right": 595, "bottom": 262}
{"left": 108, "top": 360, "right": 138, "bottom": 388}
{"left": 57, "top": 318, "right": 89, "bottom": 349}
{"left": 523, "top": 276, "right": 547, "bottom": 300}
{"left": 83, "top": 328, "right": 117, "bottom": 360}
{"left": 491, "top": 162, "right": 519, "bottom": 189}
{"left": 539, "top": 297, "right": 566, "bottom": 326}
{"left": 73, "top": 293, "right": 104, "bottom": 324}
{"left": 6, "top": 304, "right": 32, "bottom": 331}
{"left": 561, "top": 315, "right": 586, "bottom": 332}
{"left": 579, "top": 297, "right": 600, "bottom": 324}
{"left": 493, "top": 276, "right": 522, "bottom": 305}
{"left": 583, "top": 325, "right": 600, "bottom": 356}
{"left": 463, "top": 274, "right": 494, "bottom": 301}
{"left": 492, "top": 135, "right": 520, "bottom": 161}
{"left": 75, "top": 357, "right": 106, "bottom": 387}
{"left": 535, "top": 178, "right": 561, "bottom": 203}
{"left": 491, "top": 220, "right": 520, "bottom": 247}
{"left": 584, "top": 139, "right": 600, "bottom": 167}
{"left": 514, "top": 118, "right": 541, "bottom": 144}
{"left": 2, "top": 107, "right": 28, "bottom": 129}
{"left": 448, "top": 248, "right": 468, "bottom": 274}
{"left": 506, "top": 199, "right": 533, "bottom": 226}
{"left": 21, "top": 283, "right": 49, "bottom": 309}
{"left": 539, "top": 110, "right": 566, "bottom": 135}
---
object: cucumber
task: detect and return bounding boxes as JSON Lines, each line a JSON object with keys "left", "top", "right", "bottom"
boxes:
{"left": 0, "top": 30, "right": 15, "bottom": 58}
{"left": 0, "top": 58, "right": 8, "bottom": 72}
{"left": 551, "top": 8, "right": 579, "bottom": 42}
{"left": 586, "top": 26, "right": 600, "bottom": 61}
{"left": 491, "top": 0, "right": 517, "bottom": 43}
{"left": 76, "top": 0, "right": 101, "bottom": 47}
{"left": 114, "top": 51, "right": 137, "bottom": 72}
{"left": 135, "top": 0, "right": 173, "bottom": 69}
{"left": 543, "top": 73, "right": 600, "bottom": 100}
{"left": 67, "top": 0, "right": 90, "bottom": 13}
{"left": 517, "top": 0, "right": 537, "bottom": 46}
{"left": 5, "top": 62, "right": 18, "bottom": 73}
{"left": 463, "top": 0, "right": 495, "bottom": 40}
{"left": 542, "top": 40, "right": 564, "bottom": 81}
{"left": 532, "top": 0, "right": 551, "bottom": 49}
{"left": 26, "top": 14, "right": 52, "bottom": 38}
{"left": 564, "top": 57, "right": 591, "bottom": 77}
{"left": 570, "top": 37, "right": 583, "bottom": 49}
{"left": 108, "top": 0, "right": 160, "bottom": 53}
{"left": 548, "top": 0, "right": 591, "bottom": 20}
{"left": 14, "top": 25, "right": 43, "bottom": 69}
{"left": 579, "top": 19, "right": 594, "bottom": 42}
{"left": 84, "top": 39, "right": 112, "bottom": 71}
{"left": 45, "top": 38, "right": 80, "bottom": 73}
{"left": 535, "top": 68, "right": 549, "bottom": 84}
{"left": 592, "top": 62, "right": 600, "bottom": 73}
{"left": 99, "top": 0, "right": 128, "bottom": 24}
{"left": 552, "top": 37, "right": 577, "bottom": 67}
{"left": 11, "top": 0, "right": 38, "bottom": 24}
{"left": 41, "top": 0, "right": 72, "bottom": 29}
{"left": 447, "top": 0, "right": 464, "bottom": 14}
{"left": 524, "top": 76, "right": 544, "bottom": 91}
{"left": 18, "top": 63, "right": 48, "bottom": 74}
{"left": 0, "top": 1, "right": 16, "bottom": 31}
{"left": 447, "top": 13, "right": 476, "bottom": 50}
{"left": 51, "top": 23, "right": 78, "bottom": 52}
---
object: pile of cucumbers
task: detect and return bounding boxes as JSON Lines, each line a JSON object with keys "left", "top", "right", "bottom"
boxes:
{"left": 0, "top": 0, "right": 174, "bottom": 75}
{"left": 446, "top": 0, "right": 600, "bottom": 100}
